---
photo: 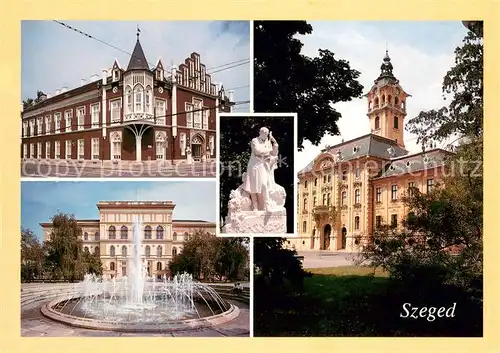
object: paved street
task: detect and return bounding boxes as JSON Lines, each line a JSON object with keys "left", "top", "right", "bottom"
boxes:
{"left": 21, "top": 161, "right": 216, "bottom": 178}
{"left": 297, "top": 250, "right": 364, "bottom": 268}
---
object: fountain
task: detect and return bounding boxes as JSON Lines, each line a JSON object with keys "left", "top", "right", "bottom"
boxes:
{"left": 40, "top": 216, "right": 239, "bottom": 332}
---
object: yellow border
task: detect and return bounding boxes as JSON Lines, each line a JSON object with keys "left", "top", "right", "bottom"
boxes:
{"left": 2, "top": 1, "right": 499, "bottom": 352}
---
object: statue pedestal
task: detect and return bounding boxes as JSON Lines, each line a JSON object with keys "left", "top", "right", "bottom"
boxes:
{"left": 222, "top": 208, "right": 286, "bottom": 234}
{"left": 186, "top": 154, "right": 192, "bottom": 165}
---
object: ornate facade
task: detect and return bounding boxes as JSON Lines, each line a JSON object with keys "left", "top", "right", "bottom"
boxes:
{"left": 21, "top": 31, "right": 233, "bottom": 164}
{"left": 40, "top": 201, "right": 216, "bottom": 279}
{"left": 293, "top": 52, "right": 452, "bottom": 252}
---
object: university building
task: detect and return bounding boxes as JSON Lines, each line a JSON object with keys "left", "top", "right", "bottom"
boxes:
{"left": 21, "top": 32, "right": 233, "bottom": 165}
{"left": 40, "top": 201, "right": 216, "bottom": 279}
{"left": 292, "top": 52, "right": 452, "bottom": 252}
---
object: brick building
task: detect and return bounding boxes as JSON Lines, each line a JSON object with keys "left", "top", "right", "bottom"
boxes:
{"left": 21, "top": 32, "right": 233, "bottom": 165}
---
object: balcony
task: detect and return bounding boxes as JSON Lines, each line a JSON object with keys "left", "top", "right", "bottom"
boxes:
{"left": 313, "top": 205, "right": 329, "bottom": 215}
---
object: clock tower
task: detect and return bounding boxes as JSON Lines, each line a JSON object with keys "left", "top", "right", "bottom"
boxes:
{"left": 365, "top": 51, "right": 410, "bottom": 148}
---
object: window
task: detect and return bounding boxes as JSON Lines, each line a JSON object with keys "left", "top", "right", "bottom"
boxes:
{"left": 37, "top": 117, "right": 42, "bottom": 134}
{"left": 303, "top": 198, "right": 308, "bottom": 210}
{"left": 323, "top": 175, "right": 327, "bottom": 183}
{"left": 110, "top": 246, "right": 115, "bottom": 257}
{"left": 122, "top": 262, "right": 127, "bottom": 276}
{"left": 30, "top": 143, "right": 35, "bottom": 158}
{"left": 427, "top": 179, "right": 434, "bottom": 193}
{"left": 313, "top": 196, "right": 317, "bottom": 206}
{"left": 322, "top": 193, "right": 326, "bottom": 205}
{"left": 302, "top": 221, "right": 307, "bottom": 233}
{"left": 376, "top": 187, "right": 382, "bottom": 202}
{"left": 314, "top": 178, "right": 318, "bottom": 186}
{"left": 391, "top": 185, "right": 398, "bottom": 201}
{"left": 156, "top": 69, "right": 163, "bottom": 81}
{"left": 126, "top": 87, "right": 133, "bottom": 113}
{"left": 355, "top": 189, "right": 360, "bottom": 204}
{"left": 144, "top": 226, "right": 152, "bottom": 239}
{"left": 327, "top": 193, "right": 331, "bottom": 206}
{"left": 145, "top": 246, "right": 151, "bottom": 258}
{"left": 186, "top": 103, "right": 193, "bottom": 128}
{"left": 172, "top": 247, "right": 177, "bottom": 258}
{"left": 65, "top": 140, "right": 72, "bottom": 159}
{"left": 29, "top": 120, "right": 34, "bottom": 136}
{"left": 155, "top": 99, "right": 166, "bottom": 125}
{"left": 121, "top": 246, "right": 127, "bottom": 257}
{"left": 37, "top": 142, "right": 42, "bottom": 158}
{"left": 355, "top": 216, "right": 360, "bottom": 230}
{"left": 45, "top": 116, "right": 51, "bottom": 134}
{"left": 156, "top": 226, "right": 164, "bottom": 239}
{"left": 157, "top": 262, "right": 162, "bottom": 272}
{"left": 172, "top": 232, "right": 177, "bottom": 241}
{"left": 111, "top": 100, "right": 121, "bottom": 124}
{"left": 23, "top": 144, "right": 27, "bottom": 158}
{"left": 342, "top": 171, "right": 348, "bottom": 181}
{"left": 408, "top": 182, "right": 415, "bottom": 197}
{"left": 55, "top": 141, "right": 60, "bottom": 159}
{"left": 304, "top": 180, "right": 308, "bottom": 188}
{"left": 157, "top": 246, "right": 162, "bottom": 257}
{"left": 23, "top": 121, "right": 28, "bottom": 137}
{"left": 394, "top": 116, "right": 399, "bottom": 129}
{"left": 145, "top": 88, "right": 152, "bottom": 113}
{"left": 376, "top": 216, "right": 382, "bottom": 229}
{"left": 110, "top": 262, "right": 115, "bottom": 271}
{"left": 65, "top": 110, "right": 72, "bottom": 132}
{"left": 355, "top": 167, "right": 360, "bottom": 178}
{"left": 135, "top": 87, "right": 143, "bottom": 112}
{"left": 109, "top": 226, "right": 116, "bottom": 240}
{"left": 120, "top": 226, "right": 128, "bottom": 239}
{"left": 78, "top": 139, "right": 84, "bottom": 159}
{"left": 327, "top": 174, "right": 331, "bottom": 183}
{"left": 193, "top": 99, "right": 202, "bottom": 128}
{"left": 203, "top": 108, "right": 209, "bottom": 129}
{"left": 45, "top": 141, "right": 51, "bottom": 159}
{"left": 91, "top": 138, "right": 99, "bottom": 160}
{"left": 54, "top": 113, "right": 61, "bottom": 133}
{"left": 341, "top": 191, "right": 347, "bottom": 205}
{"left": 95, "top": 232, "right": 99, "bottom": 241}
{"left": 77, "top": 107, "right": 85, "bottom": 130}
{"left": 375, "top": 116, "right": 380, "bottom": 130}
{"left": 84, "top": 232, "right": 88, "bottom": 240}
{"left": 391, "top": 214, "right": 398, "bottom": 228}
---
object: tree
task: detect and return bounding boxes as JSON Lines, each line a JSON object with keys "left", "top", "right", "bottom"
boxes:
{"left": 405, "top": 22, "right": 483, "bottom": 148}
{"left": 219, "top": 116, "right": 295, "bottom": 231}
{"left": 21, "top": 228, "right": 45, "bottom": 281}
{"left": 254, "top": 21, "right": 364, "bottom": 150}
{"left": 22, "top": 90, "right": 46, "bottom": 110}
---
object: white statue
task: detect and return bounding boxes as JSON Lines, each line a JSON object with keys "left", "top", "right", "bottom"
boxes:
{"left": 222, "top": 127, "right": 286, "bottom": 234}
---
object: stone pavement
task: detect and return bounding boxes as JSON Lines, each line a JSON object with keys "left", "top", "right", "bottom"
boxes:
{"left": 21, "top": 160, "right": 216, "bottom": 178}
{"left": 297, "top": 250, "right": 363, "bottom": 268}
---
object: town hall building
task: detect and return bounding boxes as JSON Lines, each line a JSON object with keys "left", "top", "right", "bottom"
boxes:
{"left": 292, "top": 51, "right": 452, "bottom": 252}
{"left": 21, "top": 31, "right": 233, "bottom": 165}
{"left": 40, "top": 201, "right": 216, "bottom": 279}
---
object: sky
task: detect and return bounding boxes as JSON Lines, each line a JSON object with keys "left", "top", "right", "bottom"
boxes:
{"left": 21, "top": 21, "right": 250, "bottom": 111}
{"left": 296, "top": 21, "right": 468, "bottom": 171}
{"left": 21, "top": 181, "right": 217, "bottom": 240}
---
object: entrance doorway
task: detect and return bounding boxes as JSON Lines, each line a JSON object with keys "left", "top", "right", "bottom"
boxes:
{"left": 191, "top": 135, "right": 202, "bottom": 161}
{"left": 341, "top": 227, "right": 347, "bottom": 249}
{"left": 323, "top": 224, "right": 331, "bottom": 250}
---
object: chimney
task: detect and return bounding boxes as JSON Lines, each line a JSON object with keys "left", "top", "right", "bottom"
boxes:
{"left": 81, "top": 78, "right": 86, "bottom": 86}
{"left": 47, "top": 93, "right": 52, "bottom": 99}
{"left": 171, "top": 65, "right": 178, "bottom": 83}
{"left": 55, "top": 89, "right": 61, "bottom": 95}
{"left": 228, "top": 90, "right": 234, "bottom": 102}
{"left": 91, "top": 74, "right": 99, "bottom": 82}
{"left": 61, "top": 86, "right": 68, "bottom": 93}
{"left": 40, "top": 93, "right": 47, "bottom": 101}
{"left": 102, "top": 69, "right": 107, "bottom": 84}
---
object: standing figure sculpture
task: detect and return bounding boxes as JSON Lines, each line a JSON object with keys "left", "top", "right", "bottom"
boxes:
{"left": 242, "top": 127, "right": 279, "bottom": 211}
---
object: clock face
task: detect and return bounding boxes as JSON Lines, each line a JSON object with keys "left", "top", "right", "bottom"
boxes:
{"left": 159, "top": 87, "right": 164, "bottom": 94}
{"left": 112, "top": 86, "right": 118, "bottom": 93}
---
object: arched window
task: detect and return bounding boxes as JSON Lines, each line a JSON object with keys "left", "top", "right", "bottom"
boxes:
{"left": 126, "top": 87, "right": 132, "bottom": 113}
{"left": 355, "top": 216, "right": 360, "bottom": 230}
{"left": 120, "top": 225, "right": 128, "bottom": 239}
{"left": 381, "top": 94, "right": 386, "bottom": 105}
{"left": 109, "top": 226, "right": 116, "bottom": 240}
{"left": 172, "top": 232, "right": 177, "bottom": 241}
{"left": 94, "top": 246, "right": 100, "bottom": 256}
{"left": 394, "top": 116, "right": 399, "bottom": 129}
{"left": 157, "top": 246, "right": 162, "bottom": 257}
{"left": 84, "top": 246, "right": 89, "bottom": 253}
{"left": 121, "top": 245, "right": 127, "bottom": 257}
{"left": 110, "top": 245, "right": 115, "bottom": 257}
{"left": 401, "top": 100, "right": 405, "bottom": 110}
{"left": 375, "top": 116, "right": 380, "bottom": 130}
{"left": 95, "top": 232, "right": 99, "bottom": 241}
{"left": 156, "top": 226, "right": 164, "bottom": 239}
{"left": 303, "top": 198, "right": 308, "bottom": 210}
{"left": 110, "top": 262, "right": 115, "bottom": 271}
{"left": 172, "top": 247, "right": 177, "bottom": 257}
{"left": 144, "top": 226, "right": 152, "bottom": 239}
{"left": 184, "top": 231, "right": 189, "bottom": 241}
{"left": 355, "top": 189, "right": 361, "bottom": 204}
{"left": 84, "top": 232, "right": 88, "bottom": 240}
{"left": 145, "top": 86, "right": 152, "bottom": 113}
{"left": 374, "top": 97, "right": 379, "bottom": 107}
{"left": 134, "top": 85, "right": 144, "bottom": 112}
{"left": 157, "top": 262, "right": 162, "bottom": 271}
{"left": 388, "top": 95, "right": 392, "bottom": 105}
{"left": 145, "top": 245, "right": 151, "bottom": 258}
{"left": 395, "top": 96, "right": 399, "bottom": 106}
{"left": 341, "top": 191, "right": 347, "bottom": 205}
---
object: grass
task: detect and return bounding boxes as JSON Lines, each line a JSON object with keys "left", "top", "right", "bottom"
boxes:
{"left": 306, "top": 265, "right": 388, "bottom": 277}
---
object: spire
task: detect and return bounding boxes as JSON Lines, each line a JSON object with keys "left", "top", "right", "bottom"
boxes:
{"left": 376, "top": 48, "right": 396, "bottom": 82}
{"left": 127, "top": 29, "right": 149, "bottom": 71}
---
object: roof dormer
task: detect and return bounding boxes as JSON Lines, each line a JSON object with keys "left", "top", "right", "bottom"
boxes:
{"left": 155, "top": 59, "right": 164, "bottom": 81}
{"left": 112, "top": 60, "right": 122, "bottom": 82}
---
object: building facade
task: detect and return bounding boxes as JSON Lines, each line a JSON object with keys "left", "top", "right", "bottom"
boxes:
{"left": 22, "top": 32, "right": 233, "bottom": 164}
{"left": 40, "top": 201, "right": 216, "bottom": 279}
{"left": 293, "top": 52, "right": 452, "bottom": 252}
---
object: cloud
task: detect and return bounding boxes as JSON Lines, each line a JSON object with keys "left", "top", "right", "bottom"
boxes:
{"left": 295, "top": 21, "right": 466, "bottom": 171}
{"left": 21, "top": 21, "right": 250, "bottom": 111}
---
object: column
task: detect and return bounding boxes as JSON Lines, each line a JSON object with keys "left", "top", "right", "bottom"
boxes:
{"left": 136, "top": 136, "right": 142, "bottom": 161}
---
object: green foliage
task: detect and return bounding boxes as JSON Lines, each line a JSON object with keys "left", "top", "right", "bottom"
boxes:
{"left": 169, "top": 230, "right": 249, "bottom": 282}
{"left": 219, "top": 116, "right": 295, "bottom": 232}
{"left": 254, "top": 21, "right": 364, "bottom": 150}
{"left": 22, "top": 90, "right": 45, "bottom": 110}
{"left": 21, "top": 228, "right": 45, "bottom": 281}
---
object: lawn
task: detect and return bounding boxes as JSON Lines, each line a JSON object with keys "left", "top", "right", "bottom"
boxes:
{"left": 254, "top": 265, "right": 482, "bottom": 337}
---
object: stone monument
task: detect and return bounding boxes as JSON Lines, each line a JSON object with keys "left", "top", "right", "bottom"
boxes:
{"left": 222, "top": 127, "right": 287, "bottom": 233}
